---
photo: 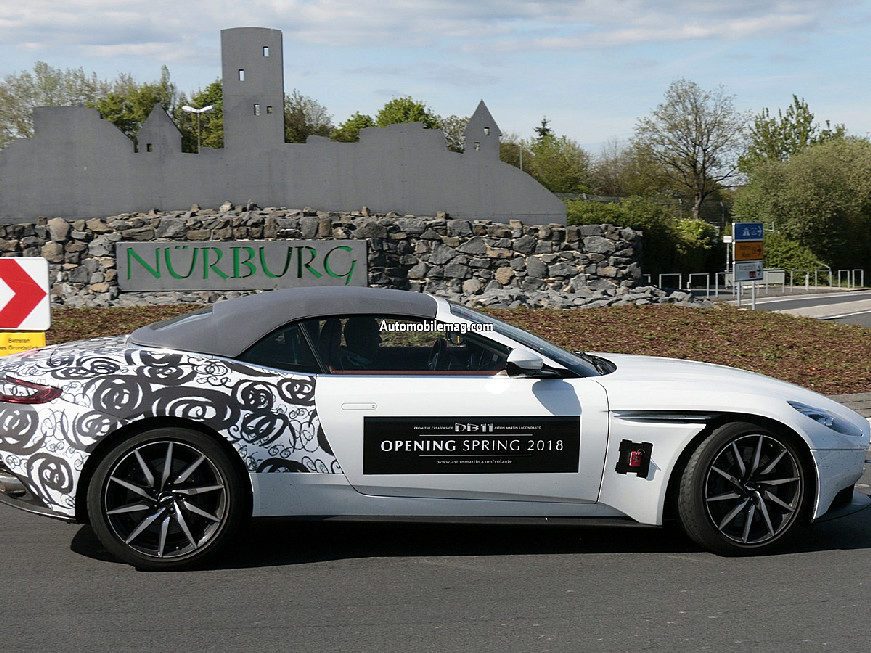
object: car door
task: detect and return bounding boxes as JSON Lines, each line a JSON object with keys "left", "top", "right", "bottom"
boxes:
{"left": 314, "top": 315, "right": 609, "bottom": 503}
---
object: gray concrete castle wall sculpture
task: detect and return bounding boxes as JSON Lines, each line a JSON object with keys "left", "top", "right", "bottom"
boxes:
{"left": 0, "top": 27, "right": 566, "bottom": 225}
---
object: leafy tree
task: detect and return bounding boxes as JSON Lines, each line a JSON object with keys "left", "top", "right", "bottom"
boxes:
{"left": 91, "top": 67, "right": 177, "bottom": 144}
{"left": 0, "top": 61, "right": 111, "bottom": 148}
{"left": 590, "top": 139, "right": 671, "bottom": 198}
{"left": 333, "top": 98, "right": 448, "bottom": 145}
{"left": 534, "top": 116, "right": 553, "bottom": 139}
{"left": 526, "top": 134, "right": 591, "bottom": 194}
{"left": 174, "top": 80, "right": 224, "bottom": 151}
{"left": 499, "top": 133, "right": 529, "bottom": 170}
{"left": 0, "top": 62, "right": 178, "bottom": 151}
{"left": 439, "top": 114, "right": 469, "bottom": 153}
{"left": 673, "top": 217, "right": 720, "bottom": 273}
{"left": 375, "top": 96, "right": 441, "bottom": 129}
{"left": 284, "top": 89, "right": 332, "bottom": 143}
{"left": 589, "top": 139, "right": 631, "bottom": 196}
{"left": 633, "top": 79, "right": 750, "bottom": 219}
{"left": 500, "top": 122, "right": 593, "bottom": 194}
{"left": 733, "top": 137, "right": 871, "bottom": 269}
{"left": 566, "top": 198, "right": 632, "bottom": 226}
{"left": 762, "top": 230, "right": 825, "bottom": 272}
{"left": 739, "top": 95, "right": 846, "bottom": 171}
{"left": 331, "top": 111, "right": 375, "bottom": 142}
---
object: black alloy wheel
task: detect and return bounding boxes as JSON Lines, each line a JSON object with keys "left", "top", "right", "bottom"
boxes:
{"left": 677, "top": 421, "right": 812, "bottom": 555}
{"left": 87, "top": 427, "right": 247, "bottom": 570}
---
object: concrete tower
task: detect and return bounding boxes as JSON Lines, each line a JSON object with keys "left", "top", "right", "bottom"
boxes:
{"left": 221, "top": 27, "right": 285, "bottom": 152}
{"left": 464, "top": 101, "right": 501, "bottom": 158}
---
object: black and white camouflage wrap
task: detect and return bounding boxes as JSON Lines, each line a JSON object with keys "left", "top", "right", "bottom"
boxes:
{"left": 0, "top": 337, "right": 340, "bottom": 517}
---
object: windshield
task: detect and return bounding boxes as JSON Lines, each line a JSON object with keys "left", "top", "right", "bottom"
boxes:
{"left": 448, "top": 304, "right": 605, "bottom": 377}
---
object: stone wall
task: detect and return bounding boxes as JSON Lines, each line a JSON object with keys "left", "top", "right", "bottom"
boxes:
{"left": 0, "top": 205, "right": 654, "bottom": 309}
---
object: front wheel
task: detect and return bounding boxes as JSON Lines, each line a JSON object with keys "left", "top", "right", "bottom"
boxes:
{"left": 677, "top": 421, "right": 812, "bottom": 555}
{"left": 86, "top": 427, "right": 248, "bottom": 570}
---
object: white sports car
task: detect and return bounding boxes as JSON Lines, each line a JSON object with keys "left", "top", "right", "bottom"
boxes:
{"left": 0, "top": 287, "right": 867, "bottom": 569}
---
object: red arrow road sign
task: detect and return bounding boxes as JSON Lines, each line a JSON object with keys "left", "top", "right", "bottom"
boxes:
{"left": 0, "top": 259, "right": 48, "bottom": 329}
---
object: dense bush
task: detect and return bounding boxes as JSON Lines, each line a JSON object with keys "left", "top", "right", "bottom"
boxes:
{"left": 566, "top": 197, "right": 722, "bottom": 277}
{"left": 761, "top": 230, "right": 825, "bottom": 272}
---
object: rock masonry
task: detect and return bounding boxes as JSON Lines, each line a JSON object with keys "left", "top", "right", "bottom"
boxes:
{"left": 0, "top": 204, "right": 705, "bottom": 309}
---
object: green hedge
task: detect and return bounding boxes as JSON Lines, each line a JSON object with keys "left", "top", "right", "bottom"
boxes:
{"left": 566, "top": 197, "right": 722, "bottom": 277}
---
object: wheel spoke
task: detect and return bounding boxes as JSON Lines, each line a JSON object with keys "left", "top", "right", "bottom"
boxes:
{"left": 181, "top": 499, "right": 221, "bottom": 522}
{"left": 706, "top": 491, "right": 742, "bottom": 502}
{"left": 160, "top": 441, "right": 175, "bottom": 489}
{"left": 763, "top": 490, "right": 796, "bottom": 512}
{"left": 173, "top": 503, "right": 198, "bottom": 547}
{"left": 158, "top": 515, "right": 171, "bottom": 557}
{"left": 109, "top": 476, "right": 152, "bottom": 500}
{"left": 750, "top": 435, "right": 764, "bottom": 475}
{"left": 175, "top": 454, "right": 206, "bottom": 484}
{"left": 107, "top": 502, "right": 151, "bottom": 515}
{"left": 756, "top": 495, "right": 776, "bottom": 537}
{"left": 134, "top": 450, "right": 155, "bottom": 487}
{"left": 730, "top": 441, "right": 747, "bottom": 478}
{"left": 760, "top": 450, "right": 786, "bottom": 475}
{"left": 718, "top": 499, "right": 750, "bottom": 529}
{"left": 173, "top": 484, "right": 225, "bottom": 496}
{"left": 710, "top": 465, "right": 742, "bottom": 487}
{"left": 759, "top": 476, "right": 799, "bottom": 486}
{"left": 741, "top": 504, "right": 756, "bottom": 542}
{"left": 124, "top": 510, "right": 165, "bottom": 544}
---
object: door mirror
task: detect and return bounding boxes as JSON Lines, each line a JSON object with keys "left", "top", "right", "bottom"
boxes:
{"left": 506, "top": 349, "right": 544, "bottom": 377}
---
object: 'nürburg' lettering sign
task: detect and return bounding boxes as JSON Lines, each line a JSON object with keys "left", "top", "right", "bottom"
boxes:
{"left": 117, "top": 241, "right": 367, "bottom": 291}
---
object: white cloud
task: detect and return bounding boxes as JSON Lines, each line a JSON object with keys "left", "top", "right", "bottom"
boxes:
{"left": 2, "top": 0, "right": 856, "bottom": 57}
{"left": 1, "top": 0, "right": 869, "bottom": 145}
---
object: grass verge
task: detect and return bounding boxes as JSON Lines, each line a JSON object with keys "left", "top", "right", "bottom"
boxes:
{"left": 46, "top": 302, "right": 871, "bottom": 395}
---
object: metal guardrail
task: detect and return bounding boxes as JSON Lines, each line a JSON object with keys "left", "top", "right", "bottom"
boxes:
{"left": 644, "top": 268, "right": 866, "bottom": 298}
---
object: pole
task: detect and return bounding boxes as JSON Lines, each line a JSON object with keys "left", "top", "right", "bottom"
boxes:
{"left": 181, "top": 105, "right": 214, "bottom": 154}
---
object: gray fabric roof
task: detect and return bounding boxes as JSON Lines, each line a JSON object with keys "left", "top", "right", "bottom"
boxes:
{"left": 129, "top": 287, "right": 439, "bottom": 358}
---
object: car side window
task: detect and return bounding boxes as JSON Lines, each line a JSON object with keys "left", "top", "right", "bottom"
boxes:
{"left": 309, "top": 315, "right": 509, "bottom": 374}
{"left": 237, "top": 322, "right": 321, "bottom": 374}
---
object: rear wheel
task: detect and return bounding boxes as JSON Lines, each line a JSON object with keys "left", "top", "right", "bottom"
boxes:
{"left": 677, "top": 421, "right": 812, "bottom": 555}
{"left": 86, "top": 427, "right": 248, "bottom": 570}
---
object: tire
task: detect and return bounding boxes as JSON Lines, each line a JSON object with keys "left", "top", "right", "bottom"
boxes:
{"left": 86, "top": 427, "right": 248, "bottom": 570}
{"left": 677, "top": 421, "right": 812, "bottom": 556}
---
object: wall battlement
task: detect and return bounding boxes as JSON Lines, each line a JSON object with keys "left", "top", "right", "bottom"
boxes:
{"left": 0, "top": 27, "right": 566, "bottom": 225}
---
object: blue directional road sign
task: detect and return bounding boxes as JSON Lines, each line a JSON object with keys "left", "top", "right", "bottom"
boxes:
{"left": 733, "top": 222, "right": 764, "bottom": 241}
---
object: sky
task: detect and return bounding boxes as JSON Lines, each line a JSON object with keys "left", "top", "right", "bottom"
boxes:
{"left": 1, "top": 0, "right": 870, "bottom": 152}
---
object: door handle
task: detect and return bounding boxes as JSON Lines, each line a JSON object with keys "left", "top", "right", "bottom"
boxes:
{"left": 341, "top": 402, "right": 377, "bottom": 410}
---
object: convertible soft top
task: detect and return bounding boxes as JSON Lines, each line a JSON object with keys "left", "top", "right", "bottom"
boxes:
{"left": 129, "top": 286, "right": 439, "bottom": 357}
